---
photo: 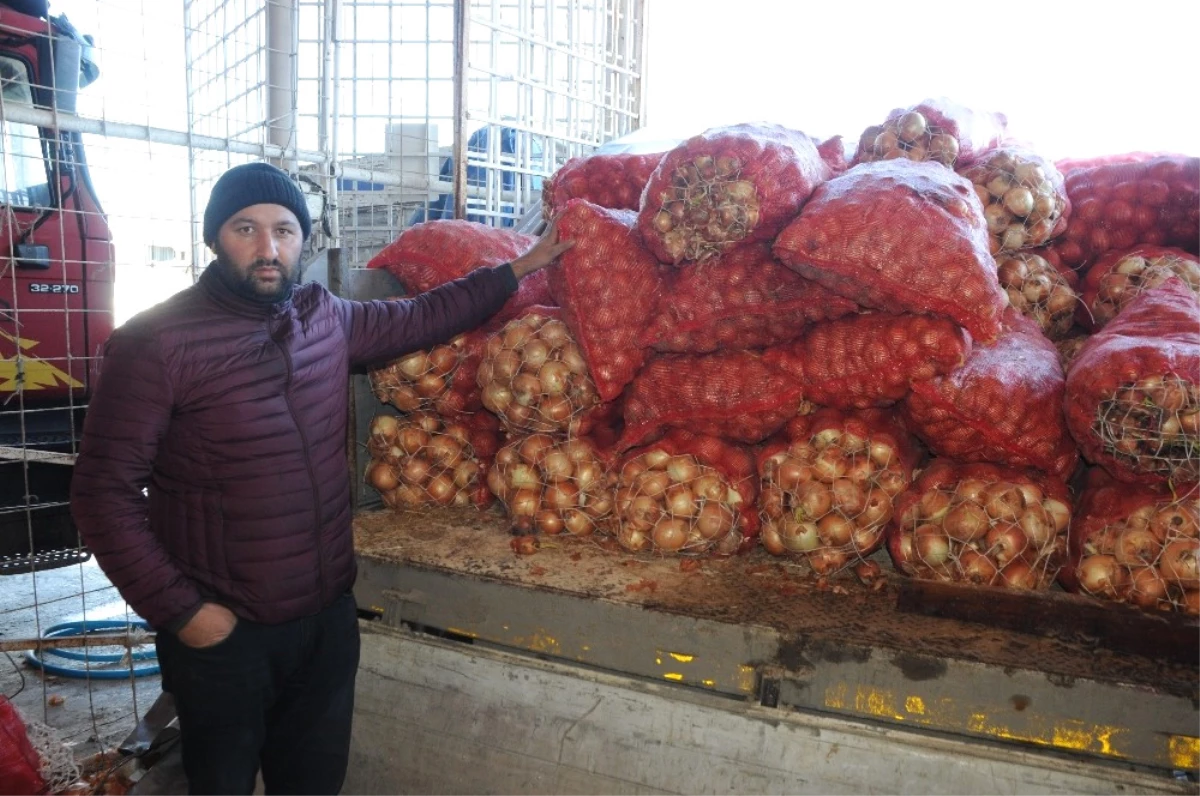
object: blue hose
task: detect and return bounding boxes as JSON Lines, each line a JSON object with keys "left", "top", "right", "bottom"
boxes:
{"left": 24, "top": 620, "right": 160, "bottom": 679}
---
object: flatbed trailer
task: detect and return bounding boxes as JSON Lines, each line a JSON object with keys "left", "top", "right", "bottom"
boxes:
{"left": 347, "top": 505, "right": 1199, "bottom": 795}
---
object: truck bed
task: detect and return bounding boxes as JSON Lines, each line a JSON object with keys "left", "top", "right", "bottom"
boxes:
{"left": 353, "top": 506, "right": 1199, "bottom": 777}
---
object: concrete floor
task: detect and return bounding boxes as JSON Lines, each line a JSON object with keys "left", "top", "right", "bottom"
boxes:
{"left": 0, "top": 557, "right": 162, "bottom": 769}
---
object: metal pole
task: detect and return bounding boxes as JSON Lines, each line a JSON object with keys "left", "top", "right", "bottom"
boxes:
{"left": 452, "top": 0, "right": 469, "bottom": 220}
{"left": 266, "top": 0, "right": 298, "bottom": 171}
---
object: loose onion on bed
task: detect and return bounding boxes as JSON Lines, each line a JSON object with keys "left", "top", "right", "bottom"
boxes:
{"left": 478, "top": 313, "right": 601, "bottom": 436}
{"left": 759, "top": 424, "right": 910, "bottom": 575}
{"left": 365, "top": 412, "right": 486, "bottom": 509}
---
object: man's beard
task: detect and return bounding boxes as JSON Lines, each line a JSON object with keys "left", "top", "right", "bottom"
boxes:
{"left": 213, "top": 245, "right": 300, "bottom": 304}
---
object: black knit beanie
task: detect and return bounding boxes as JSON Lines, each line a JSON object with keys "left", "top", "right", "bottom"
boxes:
{"left": 202, "top": 162, "right": 312, "bottom": 245}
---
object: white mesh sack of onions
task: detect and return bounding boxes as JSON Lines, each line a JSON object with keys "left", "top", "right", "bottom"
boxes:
{"left": 1061, "top": 471, "right": 1199, "bottom": 615}
{"left": 365, "top": 412, "right": 492, "bottom": 509}
{"left": 758, "top": 409, "right": 918, "bottom": 576}
{"left": 1076, "top": 245, "right": 1200, "bottom": 332}
{"left": 852, "top": 97, "right": 1007, "bottom": 170}
{"left": 613, "top": 430, "right": 760, "bottom": 557}
{"left": 1064, "top": 278, "right": 1200, "bottom": 485}
{"left": 636, "top": 123, "right": 831, "bottom": 265}
{"left": 959, "top": 147, "right": 1069, "bottom": 255}
{"left": 994, "top": 252, "right": 1079, "bottom": 340}
{"left": 886, "top": 460, "right": 1072, "bottom": 590}
{"left": 477, "top": 308, "right": 605, "bottom": 437}
{"left": 487, "top": 434, "right": 618, "bottom": 537}
{"left": 369, "top": 329, "right": 487, "bottom": 416}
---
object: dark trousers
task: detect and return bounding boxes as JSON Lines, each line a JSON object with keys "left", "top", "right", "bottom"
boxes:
{"left": 155, "top": 592, "right": 360, "bottom": 795}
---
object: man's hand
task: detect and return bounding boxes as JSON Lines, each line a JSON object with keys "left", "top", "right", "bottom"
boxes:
{"left": 510, "top": 218, "right": 574, "bottom": 280}
{"left": 177, "top": 602, "right": 239, "bottom": 649}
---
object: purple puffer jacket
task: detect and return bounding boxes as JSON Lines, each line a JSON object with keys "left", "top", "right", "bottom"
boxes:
{"left": 71, "top": 262, "right": 517, "bottom": 631}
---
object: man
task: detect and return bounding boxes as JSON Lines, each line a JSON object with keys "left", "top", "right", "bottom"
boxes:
{"left": 70, "top": 161, "right": 572, "bottom": 794}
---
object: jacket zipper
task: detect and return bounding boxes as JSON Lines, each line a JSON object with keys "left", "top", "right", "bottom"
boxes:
{"left": 275, "top": 330, "right": 328, "bottom": 606}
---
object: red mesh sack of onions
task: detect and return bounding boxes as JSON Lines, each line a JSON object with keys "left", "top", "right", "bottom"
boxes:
{"left": 758, "top": 409, "right": 918, "bottom": 575}
{"left": 487, "top": 433, "right": 618, "bottom": 537}
{"left": 369, "top": 328, "right": 491, "bottom": 417}
{"left": 637, "top": 123, "right": 831, "bottom": 265}
{"left": 542, "top": 151, "right": 666, "bottom": 219}
{"left": 640, "top": 242, "right": 859, "bottom": 354}
{"left": 887, "top": 460, "right": 1072, "bottom": 590}
{"left": 768, "top": 312, "right": 972, "bottom": 410}
{"left": 1047, "top": 155, "right": 1199, "bottom": 272}
{"left": 618, "top": 349, "right": 807, "bottom": 450}
{"left": 365, "top": 412, "right": 493, "bottom": 509}
{"left": 366, "top": 219, "right": 553, "bottom": 324}
{"left": 477, "top": 307, "right": 606, "bottom": 438}
{"left": 1076, "top": 245, "right": 1200, "bottom": 331}
{"left": 613, "top": 430, "right": 760, "bottom": 557}
{"left": 1061, "top": 471, "right": 1198, "bottom": 615}
{"left": 773, "top": 159, "right": 1008, "bottom": 343}
{"left": 959, "top": 147, "right": 1069, "bottom": 255}
{"left": 902, "top": 310, "right": 1079, "bottom": 480}
{"left": 549, "top": 200, "right": 666, "bottom": 401}
{"left": 853, "top": 97, "right": 1007, "bottom": 169}
{"left": 1064, "top": 278, "right": 1200, "bottom": 485}
{"left": 995, "top": 251, "right": 1080, "bottom": 340}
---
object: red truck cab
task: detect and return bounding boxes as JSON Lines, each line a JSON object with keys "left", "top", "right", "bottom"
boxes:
{"left": 1, "top": 0, "right": 113, "bottom": 570}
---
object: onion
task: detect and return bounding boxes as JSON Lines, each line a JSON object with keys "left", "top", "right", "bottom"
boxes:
{"left": 491, "top": 350, "right": 521, "bottom": 381}
{"left": 396, "top": 351, "right": 430, "bottom": 379}
{"left": 574, "top": 461, "right": 600, "bottom": 492}
{"left": 535, "top": 510, "right": 565, "bottom": 535}
{"left": 665, "top": 485, "right": 697, "bottom": 517}
{"left": 693, "top": 474, "right": 727, "bottom": 502}
{"left": 780, "top": 519, "right": 820, "bottom": 553}
{"left": 415, "top": 372, "right": 446, "bottom": 398}
{"left": 1018, "top": 503, "right": 1056, "bottom": 551}
{"left": 563, "top": 509, "right": 593, "bottom": 536}
{"left": 425, "top": 473, "right": 457, "bottom": 506}
{"left": 642, "top": 449, "right": 672, "bottom": 471}
{"left": 428, "top": 435, "right": 465, "bottom": 467}
{"left": 519, "top": 434, "right": 556, "bottom": 466}
{"left": 371, "top": 414, "right": 400, "bottom": 439}
{"left": 914, "top": 525, "right": 951, "bottom": 567}
{"left": 1127, "top": 566, "right": 1169, "bottom": 609}
{"left": 540, "top": 395, "right": 574, "bottom": 424}
{"left": 809, "top": 548, "right": 851, "bottom": 576}
{"left": 509, "top": 488, "right": 540, "bottom": 518}
{"left": 636, "top": 470, "right": 671, "bottom": 498}
{"left": 538, "top": 361, "right": 571, "bottom": 396}
{"left": 367, "top": 461, "right": 399, "bottom": 492}
{"left": 540, "top": 450, "right": 574, "bottom": 482}
{"left": 1043, "top": 498, "right": 1071, "bottom": 534}
{"left": 563, "top": 439, "right": 595, "bottom": 463}
{"left": 453, "top": 460, "right": 480, "bottom": 488}
{"left": 561, "top": 346, "right": 589, "bottom": 376}
{"left": 508, "top": 463, "right": 540, "bottom": 490}
{"left": 428, "top": 344, "right": 459, "bottom": 375}
{"left": 953, "top": 479, "right": 989, "bottom": 505}
{"left": 762, "top": 525, "right": 786, "bottom": 556}
{"left": 398, "top": 426, "right": 430, "bottom": 455}
{"left": 844, "top": 455, "right": 874, "bottom": 486}
{"left": 487, "top": 466, "right": 508, "bottom": 500}
{"left": 627, "top": 495, "right": 662, "bottom": 531}
{"left": 503, "top": 321, "right": 535, "bottom": 349}
{"left": 795, "top": 481, "right": 833, "bottom": 520}
{"left": 544, "top": 482, "right": 581, "bottom": 511}
{"left": 522, "top": 339, "right": 550, "bottom": 369}
{"left": 538, "top": 319, "right": 570, "bottom": 347}
{"left": 482, "top": 383, "right": 513, "bottom": 412}
{"left": 1151, "top": 505, "right": 1199, "bottom": 540}
{"left": 400, "top": 456, "right": 432, "bottom": 486}
{"left": 1113, "top": 527, "right": 1162, "bottom": 567}
{"left": 666, "top": 455, "right": 699, "bottom": 484}
{"left": 652, "top": 518, "right": 689, "bottom": 552}
{"left": 817, "top": 513, "right": 855, "bottom": 547}
{"left": 958, "top": 548, "right": 999, "bottom": 585}
{"left": 943, "top": 501, "right": 990, "bottom": 542}
{"left": 983, "top": 483, "right": 1025, "bottom": 522}
{"left": 584, "top": 493, "right": 613, "bottom": 519}
{"left": 868, "top": 440, "right": 896, "bottom": 467}
{"left": 876, "top": 468, "right": 908, "bottom": 497}
{"left": 1077, "top": 554, "right": 1127, "bottom": 598}
{"left": 696, "top": 502, "right": 735, "bottom": 540}
{"left": 1159, "top": 539, "right": 1200, "bottom": 586}
{"left": 831, "top": 478, "right": 866, "bottom": 515}
{"left": 850, "top": 524, "right": 881, "bottom": 554}
{"left": 1181, "top": 590, "right": 1200, "bottom": 616}
{"left": 619, "top": 526, "right": 650, "bottom": 552}
{"left": 857, "top": 489, "right": 892, "bottom": 529}
{"left": 917, "top": 489, "right": 951, "bottom": 521}
{"left": 984, "top": 522, "right": 1028, "bottom": 566}
{"left": 998, "top": 560, "right": 1039, "bottom": 591}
